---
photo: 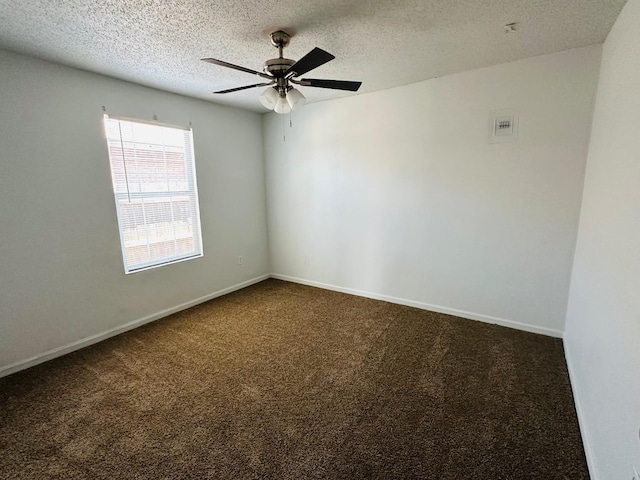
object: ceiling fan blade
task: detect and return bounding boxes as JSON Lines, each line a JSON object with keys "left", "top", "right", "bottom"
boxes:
{"left": 201, "top": 58, "right": 272, "bottom": 79}
{"left": 299, "top": 78, "right": 362, "bottom": 91}
{"left": 214, "top": 82, "right": 274, "bottom": 94}
{"left": 285, "top": 48, "right": 335, "bottom": 77}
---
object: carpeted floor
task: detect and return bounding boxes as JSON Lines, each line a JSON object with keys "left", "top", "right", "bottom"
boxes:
{"left": 0, "top": 279, "right": 588, "bottom": 479}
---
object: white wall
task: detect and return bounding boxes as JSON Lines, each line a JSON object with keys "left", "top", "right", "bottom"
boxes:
{"left": 0, "top": 50, "right": 269, "bottom": 374}
{"left": 564, "top": 0, "right": 640, "bottom": 477}
{"left": 264, "top": 45, "right": 601, "bottom": 337}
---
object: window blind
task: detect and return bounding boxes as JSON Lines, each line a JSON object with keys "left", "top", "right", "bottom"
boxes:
{"left": 104, "top": 115, "right": 203, "bottom": 273}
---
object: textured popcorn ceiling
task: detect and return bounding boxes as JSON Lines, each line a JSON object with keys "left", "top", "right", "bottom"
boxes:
{"left": 0, "top": 0, "right": 627, "bottom": 113}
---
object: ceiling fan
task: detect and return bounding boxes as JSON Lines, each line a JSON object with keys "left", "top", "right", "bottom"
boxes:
{"left": 201, "top": 30, "right": 362, "bottom": 114}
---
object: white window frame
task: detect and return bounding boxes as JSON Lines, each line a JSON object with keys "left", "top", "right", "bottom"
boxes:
{"left": 103, "top": 115, "right": 204, "bottom": 274}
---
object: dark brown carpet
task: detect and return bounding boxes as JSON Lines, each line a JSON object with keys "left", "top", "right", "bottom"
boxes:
{"left": 0, "top": 279, "right": 588, "bottom": 479}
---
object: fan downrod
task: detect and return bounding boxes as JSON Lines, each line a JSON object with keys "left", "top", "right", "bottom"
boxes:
{"left": 264, "top": 30, "right": 295, "bottom": 78}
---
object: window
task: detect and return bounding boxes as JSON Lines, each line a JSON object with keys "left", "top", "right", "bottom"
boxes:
{"left": 103, "top": 115, "right": 203, "bottom": 273}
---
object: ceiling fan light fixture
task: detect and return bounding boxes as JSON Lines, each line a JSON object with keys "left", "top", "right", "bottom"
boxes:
{"left": 286, "top": 87, "right": 306, "bottom": 110}
{"left": 274, "top": 95, "right": 291, "bottom": 114}
{"left": 259, "top": 87, "right": 279, "bottom": 109}
{"left": 203, "top": 30, "right": 362, "bottom": 113}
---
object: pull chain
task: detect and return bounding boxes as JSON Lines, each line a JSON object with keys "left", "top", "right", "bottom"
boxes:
{"left": 117, "top": 122, "right": 132, "bottom": 203}
{"left": 282, "top": 111, "right": 286, "bottom": 142}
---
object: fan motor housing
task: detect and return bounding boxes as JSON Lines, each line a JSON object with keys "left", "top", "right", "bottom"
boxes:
{"left": 263, "top": 58, "right": 295, "bottom": 77}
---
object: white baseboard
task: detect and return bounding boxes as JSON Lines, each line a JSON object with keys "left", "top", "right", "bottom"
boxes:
{"left": 563, "top": 339, "right": 597, "bottom": 479}
{"left": 1, "top": 272, "right": 564, "bottom": 379}
{"left": 270, "top": 273, "right": 564, "bottom": 338}
{"left": 0, "top": 274, "right": 270, "bottom": 379}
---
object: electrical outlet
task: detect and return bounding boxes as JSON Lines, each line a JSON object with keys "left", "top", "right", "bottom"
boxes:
{"left": 304, "top": 256, "right": 309, "bottom": 267}
{"left": 237, "top": 256, "right": 243, "bottom": 265}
